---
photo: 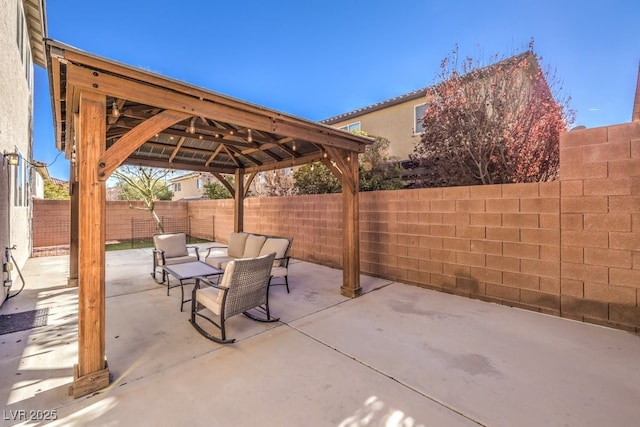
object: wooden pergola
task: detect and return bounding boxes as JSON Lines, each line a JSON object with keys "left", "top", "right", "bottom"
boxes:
{"left": 45, "top": 39, "right": 371, "bottom": 398}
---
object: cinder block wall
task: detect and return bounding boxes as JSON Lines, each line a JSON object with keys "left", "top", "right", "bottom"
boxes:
{"left": 33, "top": 200, "right": 189, "bottom": 245}
{"left": 213, "top": 122, "right": 639, "bottom": 332}
{"left": 358, "top": 183, "right": 561, "bottom": 315}
{"left": 223, "top": 182, "right": 563, "bottom": 318}
{"left": 104, "top": 201, "right": 188, "bottom": 241}
{"left": 32, "top": 199, "right": 71, "bottom": 247}
{"left": 186, "top": 198, "right": 233, "bottom": 242}
{"left": 244, "top": 194, "right": 343, "bottom": 266}
{"left": 559, "top": 122, "right": 640, "bottom": 331}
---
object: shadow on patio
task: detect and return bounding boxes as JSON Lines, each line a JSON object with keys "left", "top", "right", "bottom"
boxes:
{"left": 1, "top": 245, "right": 639, "bottom": 426}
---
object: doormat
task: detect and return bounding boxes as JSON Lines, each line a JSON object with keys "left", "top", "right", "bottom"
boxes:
{"left": 0, "top": 308, "right": 49, "bottom": 335}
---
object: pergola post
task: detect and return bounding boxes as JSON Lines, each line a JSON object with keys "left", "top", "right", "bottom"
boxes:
{"left": 340, "top": 152, "right": 362, "bottom": 298}
{"left": 68, "top": 161, "right": 79, "bottom": 287}
{"left": 234, "top": 169, "right": 244, "bottom": 232}
{"left": 73, "top": 90, "right": 110, "bottom": 397}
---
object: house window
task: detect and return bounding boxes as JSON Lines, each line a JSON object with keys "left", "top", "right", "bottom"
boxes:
{"left": 25, "top": 46, "right": 31, "bottom": 85}
{"left": 174, "top": 182, "right": 181, "bottom": 192}
{"left": 12, "top": 152, "right": 30, "bottom": 207}
{"left": 16, "top": 3, "right": 24, "bottom": 61}
{"left": 15, "top": 2, "right": 32, "bottom": 88}
{"left": 339, "top": 122, "right": 361, "bottom": 133}
{"left": 196, "top": 178, "right": 203, "bottom": 189}
{"left": 414, "top": 103, "right": 428, "bottom": 134}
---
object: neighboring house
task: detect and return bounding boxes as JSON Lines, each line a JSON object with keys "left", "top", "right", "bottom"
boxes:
{"left": 31, "top": 160, "right": 49, "bottom": 199}
{"left": 169, "top": 172, "right": 215, "bottom": 200}
{"left": 33, "top": 169, "right": 69, "bottom": 200}
{"left": 0, "top": 0, "right": 46, "bottom": 304}
{"left": 322, "top": 51, "right": 542, "bottom": 163}
{"left": 106, "top": 184, "right": 122, "bottom": 201}
{"left": 322, "top": 87, "right": 428, "bottom": 162}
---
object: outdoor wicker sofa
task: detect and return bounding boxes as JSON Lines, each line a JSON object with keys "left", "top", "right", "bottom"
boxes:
{"left": 205, "top": 232, "right": 293, "bottom": 293}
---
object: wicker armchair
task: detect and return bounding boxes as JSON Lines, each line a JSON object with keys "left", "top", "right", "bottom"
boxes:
{"left": 190, "top": 252, "right": 278, "bottom": 344}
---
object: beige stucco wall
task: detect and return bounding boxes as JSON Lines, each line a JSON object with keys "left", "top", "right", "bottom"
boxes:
{"left": 329, "top": 96, "right": 425, "bottom": 161}
{"left": 0, "top": 0, "right": 36, "bottom": 276}
{"left": 171, "top": 173, "right": 214, "bottom": 200}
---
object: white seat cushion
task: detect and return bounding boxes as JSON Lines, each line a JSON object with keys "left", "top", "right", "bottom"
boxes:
{"left": 206, "top": 256, "right": 234, "bottom": 269}
{"left": 259, "top": 238, "right": 289, "bottom": 266}
{"left": 154, "top": 233, "right": 189, "bottom": 258}
{"left": 243, "top": 234, "right": 266, "bottom": 258}
{"left": 207, "top": 247, "right": 227, "bottom": 257}
{"left": 216, "top": 261, "right": 236, "bottom": 304}
{"left": 196, "top": 287, "right": 222, "bottom": 316}
{"left": 227, "top": 232, "right": 248, "bottom": 258}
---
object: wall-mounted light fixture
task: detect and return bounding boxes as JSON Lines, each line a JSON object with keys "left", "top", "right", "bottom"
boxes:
{"left": 3, "top": 152, "right": 19, "bottom": 166}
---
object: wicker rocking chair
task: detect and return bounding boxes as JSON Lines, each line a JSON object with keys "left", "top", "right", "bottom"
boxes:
{"left": 190, "top": 252, "right": 278, "bottom": 344}
{"left": 151, "top": 232, "right": 200, "bottom": 286}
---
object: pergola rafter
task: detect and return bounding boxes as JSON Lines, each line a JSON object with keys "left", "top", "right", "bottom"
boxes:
{"left": 45, "top": 39, "right": 372, "bottom": 399}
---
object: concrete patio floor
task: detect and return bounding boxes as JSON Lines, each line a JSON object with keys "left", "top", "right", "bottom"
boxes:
{"left": 1, "top": 245, "right": 639, "bottom": 426}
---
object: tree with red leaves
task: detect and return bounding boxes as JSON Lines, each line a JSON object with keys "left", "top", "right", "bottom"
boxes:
{"left": 411, "top": 44, "right": 574, "bottom": 186}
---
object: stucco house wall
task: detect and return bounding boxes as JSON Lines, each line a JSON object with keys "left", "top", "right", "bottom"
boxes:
{"left": 169, "top": 172, "right": 214, "bottom": 200}
{"left": 0, "top": 0, "right": 45, "bottom": 290}
{"left": 328, "top": 96, "right": 425, "bottom": 161}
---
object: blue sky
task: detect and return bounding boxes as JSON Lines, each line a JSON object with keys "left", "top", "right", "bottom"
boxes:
{"left": 34, "top": 0, "right": 640, "bottom": 180}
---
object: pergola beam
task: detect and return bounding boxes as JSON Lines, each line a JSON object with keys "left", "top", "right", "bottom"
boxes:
{"left": 168, "top": 136, "right": 187, "bottom": 163}
{"left": 325, "top": 146, "right": 356, "bottom": 193}
{"left": 98, "top": 110, "right": 191, "bottom": 180}
{"left": 205, "top": 144, "right": 225, "bottom": 167}
{"left": 61, "top": 48, "right": 370, "bottom": 149}
{"left": 66, "top": 63, "right": 368, "bottom": 153}
{"left": 123, "top": 156, "right": 236, "bottom": 175}
{"left": 244, "top": 152, "right": 326, "bottom": 174}
{"left": 212, "top": 172, "right": 235, "bottom": 198}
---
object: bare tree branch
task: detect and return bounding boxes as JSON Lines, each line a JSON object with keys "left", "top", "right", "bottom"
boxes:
{"left": 112, "top": 166, "right": 174, "bottom": 233}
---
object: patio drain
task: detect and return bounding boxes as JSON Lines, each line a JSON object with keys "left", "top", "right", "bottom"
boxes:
{"left": 0, "top": 308, "right": 50, "bottom": 335}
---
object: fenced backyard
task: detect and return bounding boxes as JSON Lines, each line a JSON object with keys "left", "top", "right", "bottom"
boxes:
{"left": 30, "top": 121, "right": 640, "bottom": 333}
